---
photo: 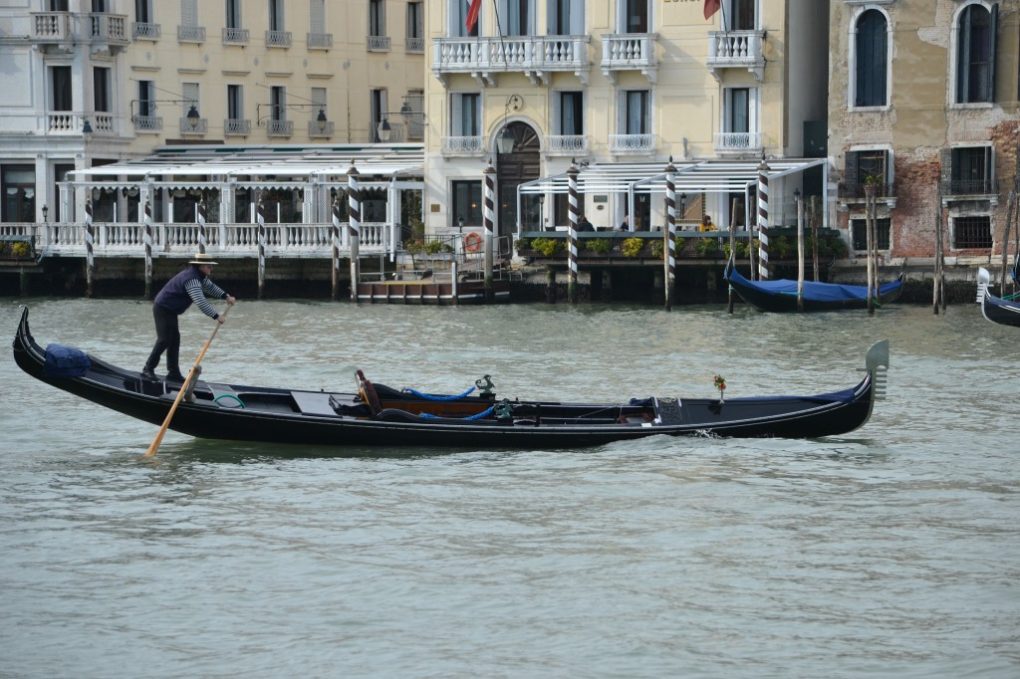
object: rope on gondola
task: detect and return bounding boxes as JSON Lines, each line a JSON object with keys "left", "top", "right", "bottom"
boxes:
{"left": 402, "top": 386, "right": 476, "bottom": 401}
{"left": 215, "top": 394, "right": 245, "bottom": 408}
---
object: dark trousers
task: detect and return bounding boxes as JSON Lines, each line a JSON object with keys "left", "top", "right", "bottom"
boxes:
{"left": 144, "top": 304, "right": 181, "bottom": 374}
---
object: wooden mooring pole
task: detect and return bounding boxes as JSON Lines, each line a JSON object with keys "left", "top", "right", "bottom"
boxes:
{"left": 865, "top": 183, "right": 876, "bottom": 315}
{"left": 810, "top": 195, "right": 820, "bottom": 281}
{"left": 796, "top": 190, "right": 805, "bottom": 312}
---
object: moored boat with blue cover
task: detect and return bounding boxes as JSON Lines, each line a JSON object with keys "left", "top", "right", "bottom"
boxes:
{"left": 976, "top": 267, "right": 1020, "bottom": 328}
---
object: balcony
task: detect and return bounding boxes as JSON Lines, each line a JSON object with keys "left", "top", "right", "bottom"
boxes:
{"left": 307, "top": 32, "right": 332, "bottom": 49}
{"left": 609, "top": 134, "right": 655, "bottom": 155}
{"left": 707, "top": 30, "right": 766, "bottom": 81}
{"left": 224, "top": 118, "right": 251, "bottom": 136}
{"left": 222, "top": 27, "right": 249, "bottom": 45}
{"left": 132, "top": 115, "right": 163, "bottom": 133}
{"left": 266, "top": 30, "right": 292, "bottom": 48}
{"left": 43, "top": 112, "right": 115, "bottom": 136}
{"left": 406, "top": 37, "right": 424, "bottom": 53}
{"left": 547, "top": 135, "right": 588, "bottom": 156}
{"left": 433, "top": 36, "right": 590, "bottom": 86}
{"left": 179, "top": 117, "right": 208, "bottom": 135}
{"left": 307, "top": 120, "right": 335, "bottom": 138}
{"left": 132, "top": 22, "right": 160, "bottom": 40}
{"left": 267, "top": 120, "right": 294, "bottom": 137}
{"left": 941, "top": 179, "right": 1000, "bottom": 206}
{"left": 837, "top": 181, "right": 898, "bottom": 209}
{"left": 368, "top": 35, "right": 391, "bottom": 52}
{"left": 177, "top": 25, "right": 205, "bottom": 42}
{"left": 30, "top": 12, "right": 129, "bottom": 53}
{"left": 442, "top": 136, "right": 485, "bottom": 157}
{"left": 601, "top": 34, "right": 656, "bottom": 83}
{"left": 714, "top": 131, "right": 762, "bottom": 154}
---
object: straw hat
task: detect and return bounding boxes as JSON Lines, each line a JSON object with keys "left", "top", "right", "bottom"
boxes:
{"left": 188, "top": 252, "right": 219, "bottom": 266}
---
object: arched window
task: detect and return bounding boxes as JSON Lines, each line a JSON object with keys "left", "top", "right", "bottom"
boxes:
{"left": 956, "top": 3, "right": 997, "bottom": 103}
{"left": 855, "top": 10, "right": 887, "bottom": 107}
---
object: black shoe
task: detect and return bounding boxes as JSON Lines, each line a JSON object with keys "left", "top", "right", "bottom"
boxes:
{"left": 165, "top": 371, "right": 186, "bottom": 383}
{"left": 141, "top": 367, "right": 158, "bottom": 380}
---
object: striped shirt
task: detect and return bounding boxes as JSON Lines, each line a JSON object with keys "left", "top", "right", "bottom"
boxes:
{"left": 185, "top": 277, "right": 227, "bottom": 319}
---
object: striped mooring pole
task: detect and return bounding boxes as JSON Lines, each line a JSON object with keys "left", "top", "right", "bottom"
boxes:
{"left": 348, "top": 162, "right": 361, "bottom": 303}
{"left": 331, "top": 197, "right": 342, "bottom": 300}
{"left": 256, "top": 196, "right": 266, "bottom": 299}
{"left": 567, "top": 160, "right": 579, "bottom": 304}
{"left": 483, "top": 160, "right": 496, "bottom": 302}
{"left": 197, "top": 199, "right": 208, "bottom": 254}
{"left": 664, "top": 157, "right": 677, "bottom": 311}
{"left": 143, "top": 201, "right": 154, "bottom": 299}
{"left": 757, "top": 157, "right": 770, "bottom": 280}
{"left": 84, "top": 200, "right": 95, "bottom": 297}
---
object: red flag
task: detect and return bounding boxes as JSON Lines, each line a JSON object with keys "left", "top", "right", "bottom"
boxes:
{"left": 704, "top": 0, "right": 721, "bottom": 20}
{"left": 466, "top": 0, "right": 482, "bottom": 33}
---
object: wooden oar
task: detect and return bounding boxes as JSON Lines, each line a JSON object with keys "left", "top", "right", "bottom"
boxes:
{"left": 143, "top": 306, "right": 231, "bottom": 458}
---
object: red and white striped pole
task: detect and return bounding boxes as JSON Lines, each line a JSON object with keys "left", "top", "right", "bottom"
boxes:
{"left": 664, "top": 158, "right": 677, "bottom": 311}
{"left": 483, "top": 160, "right": 496, "bottom": 302}
{"left": 567, "top": 160, "right": 579, "bottom": 304}
{"left": 347, "top": 162, "right": 361, "bottom": 303}
{"left": 757, "top": 157, "right": 770, "bottom": 280}
{"left": 84, "top": 200, "right": 95, "bottom": 297}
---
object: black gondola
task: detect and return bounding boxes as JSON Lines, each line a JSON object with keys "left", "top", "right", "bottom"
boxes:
{"left": 977, "top": 267, "right": 1020, "bottom": 328}
{"left": 724, "top": 258, "right": 904, "bottom": 312}
{"left": 13, "top": 308, "right": 889, "bottom": 447}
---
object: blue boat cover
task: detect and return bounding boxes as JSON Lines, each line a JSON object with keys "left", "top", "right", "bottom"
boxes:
{"left": 43, "top": 343, "right": 90, "bottom": 378}
{"left": 728, "top": 266, "right": 901, "bottom": 303}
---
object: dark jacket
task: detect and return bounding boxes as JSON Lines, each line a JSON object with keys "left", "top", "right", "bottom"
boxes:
{"left": 155, "top": 267, "right": 210, "bottom": 315}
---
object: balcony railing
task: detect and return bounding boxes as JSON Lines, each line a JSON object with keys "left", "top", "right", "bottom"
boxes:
{"left": 941, "top": 179, "right": 1000, "bottom": 197}
{"left": 224, "top": 118, "right": 251, "bottom": 136}
{"left": 434, "top": 36, "right": 590, "bottom": 84}
{"left": 42, "top": 112, "right": 114, "bottom": 136}
{"left": 88, "top": 13, "right": 128, "bottom": 44}
{"left": 307, "top": 120, "right": 335, "bottom": 138}
{"left": 601, "top": 34, "right": 656, "bottom": 82}
{"left": 132, "top": 22, "right": 160, "bottom": 39}
{"left": 368, "top": 35, "right": 391, "bottom": 51}
{"left": 91, "top": 113, "right": 115, "bottom": 135}
{"left": 30, "top": 12, "right": 71, "bottom": 41}
{"left": 267, "top": 120, "right": 294, "bottom": 137}
{"left": 177, "top": 25, "right": 205, "bottom": 42}
{"left": 609, "top": 134, "right": 655, "bottom": 154}
{"left": 179, "top": 117, "right": 208, "bottom": 135}
{"left": 442, "top": 136, "right": 485, "bottom": 156}
{"left": 307, "top": 32, "right": 332, "bottom": 49}
{"left": 222, "top": 27, "right": 249, "bottom": 44}
{"left": 838, "top": 182, "right": 897, "bottom": 200}
{"left": 266, "top": 30, "right": 292, "bottom": 48}
{"left": 714, "top": 131, "right": 762, "bottom": 152}
{"left": 707, "top": 30, "right": 766, "bottom": 79}
{"left": 406, "top": 37, "right": 424, "bottom": 53}
{"left": 547, "top": 135, "right": 588, "bottom": 156}
{"left": 132, "top": 115, "right": 162, "bottom": 132}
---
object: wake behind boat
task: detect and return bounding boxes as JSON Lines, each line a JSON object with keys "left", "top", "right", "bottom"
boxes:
{"left": 724, "top": 258, "right": 904, "bottom": 312}
{"left": 13, "top": 308, "right": 889, "bottom": 448}
{"left": 976, "top": 267, "right": 1020, "bottom": 328}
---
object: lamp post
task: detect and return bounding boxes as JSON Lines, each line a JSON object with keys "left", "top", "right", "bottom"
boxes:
{"left": 41, "top": 205, "right": 48, "bottom": 223}
{"left": 376, "top": 117, "right": 392, "bottom": 142}
{"left": 496, "top": 95, "right": 523, "bottom": 155}
{"left": 186, "top": 104, "right": 201, "bottom": 131}
{"left": 316, "top": 108, "right": 328, "bottom": 134}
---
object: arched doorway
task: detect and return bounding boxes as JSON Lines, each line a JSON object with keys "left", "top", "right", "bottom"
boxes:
{"left": 496, "top": 121, "right": 540, "bottom": 236}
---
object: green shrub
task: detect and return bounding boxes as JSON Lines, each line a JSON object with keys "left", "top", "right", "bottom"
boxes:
{"left": 674, "top": 236, "right": 686, "bottom": 253}
{"left": 423, "top": 240, "right": 450, "bottom": 255}
{"left": 531, "top": 237, "right": 563, "bottom": 257}
{"left": 649, "top": 240, "right": 663, "bottom": 258}
{"left": 695, "top": 237, "right": 719, "bottom": 257}
{"left": 514, "top": 237, "right": 531, "bottom": 252}
{"left": 621, "top": 237, "right": 645, "bottom": 257}
{"left": 584, "top": 238, "right": 613, "bottom": 255}
{"left": 404, "top": 240, "right": 425, "bottom": 255}
{"left": 11, "top": 242, "right": 30, "bottom": 258}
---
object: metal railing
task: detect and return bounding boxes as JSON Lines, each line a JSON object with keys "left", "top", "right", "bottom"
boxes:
{"left": 224, "top": 118, "right": 251, "bottom": 136}
{"left": 714, "top": 131, "right": 762, "bottom": 152}
{"left": 609, "top": 134, "right": 655, "bottom": 154}
{"left": 547, "top": 135, "right": 588, "bottom": 155}
{"left": 953, "top": 216, "right": 993, "bottom": 249}
{"left": 267, "top": 120, "right": 294, "bottom": 137}
{"left": 941, "top": 179, "right": 999, "bottom": 196}
{"left": 307, "top": 120, "right": 335, "bottom": 138}
{"left": 442, "top": 136, "right": 485, "bottom": 156}
{"left": 222, "top": 27, "right": 249, "bottom": 44}
{"left": 406, "top": 37, "right": 424, "bottom": 53}
{"left": 307, "top": 32, "right": 332, "bottom": 49}
{"left": 179, "top": 117, "right": 208, "bottom": 134}
{"left": 132, "top": 22, "right": 160, "bottom": 39}
{"left": 177, "top": 24, "right": 205, "bottom": 42}
{"left": 265, "top": 30, "right": 291, "bottom": 47}
{"left": 132, "top": 115, "right": 163, "bottom": 132}
{"left": 368, "top": 35, "right": 391, "bottom": 51}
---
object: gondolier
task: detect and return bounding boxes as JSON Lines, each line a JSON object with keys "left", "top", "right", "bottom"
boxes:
{"left": 142, "top": 253, "right": 236, "bottom": 381}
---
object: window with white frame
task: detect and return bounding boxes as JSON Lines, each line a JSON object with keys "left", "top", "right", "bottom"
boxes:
{"left": 548, "top": 0, "right": 583, "bottom": 35}
{"left": 450, "top": 93, "right": 480, "bottom": 136}
{"left": 369, "top": 0, "right": 385, "bottom": 36}
{"left": 270, "top": 86, "right": 286, "bottom": 121}
{"left": 51, "top": 66, "right": 72, "bottom": 111}
{"left": 854, "top": 9, "right": 888, "bottom": 107}
{"left": 225, "top": 0, "right": 241, "bottom": 29}
{"left": 227, "top": 84, "right": 243, "bottom": 120}
{"left": 721, "top": 87, "right": 757, "bottom": 148}
{"left": 451, "top": 181, "right": 482, "bottom": 226}
{"left": 311, "top": 87, "right": 327, "bottom": 117}
{"left": 407, "top": 2, "right": 423, "bottom": 39}
{"left": 623, "top": 90, "right": 649, "bottom": 134}
{"left": 182, "top": 82, "right": 198, "bottom": 114}
{"left": 135, "top": 0, "right": 152, "bottom": 23}
{"left": 93, "top": 68, "right": 110, "bottom": 112}
{"left": 558, "top": 92, "right": 583, "bottom": 135}
{"left": 728, "top": 0, "right": 756, "bottom": 31}
{"left": 501, "top": 0, "right": 534, "bottom": 36}
{"left": 950, "top": 146, "right": 994, "bottom": 193}
{"left": 371, "top": 88, "right": 387, "bottom": 141}
{"left": 622, "top": 0, "right": 649, "bottom": 33}
{"left": 136, "top": 79, "right": 154, "bottom": 116}
{"left": 955, "top": 3, "right": 997, "bottom": 104}
{"left": 953, "top": 215, "right": 992, "bottom": 248}
{"left": 268, "top": 0, "right": 284, "bottom": 31}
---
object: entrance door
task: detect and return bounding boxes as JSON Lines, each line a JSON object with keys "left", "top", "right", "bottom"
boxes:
{"left": 496, "top": 122, "right": 540, "bottom": 237}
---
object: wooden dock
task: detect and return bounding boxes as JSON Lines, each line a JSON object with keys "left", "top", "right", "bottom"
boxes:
{"left": 356, "top": 278, "right": 511, "bottom": 304}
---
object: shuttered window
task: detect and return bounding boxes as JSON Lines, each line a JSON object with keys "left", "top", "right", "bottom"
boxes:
{"left": 855, "top": 10, "right": 887, "bottom": 107}
{"left": 956, "top": 3, "right": 997, "bottom": 103}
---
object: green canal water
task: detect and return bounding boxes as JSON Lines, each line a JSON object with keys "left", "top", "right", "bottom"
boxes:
{"left": 1, "top": 298, "right": 1018, "bottom": 677}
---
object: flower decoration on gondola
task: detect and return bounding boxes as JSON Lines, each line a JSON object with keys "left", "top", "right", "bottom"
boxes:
{"left": 713, "top": 374, "right": 726, "bottom": 402}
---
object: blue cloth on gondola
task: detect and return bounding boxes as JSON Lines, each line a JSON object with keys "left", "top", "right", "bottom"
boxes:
{"left": 402, "top": 386, "right": 475, "bottom": 401}
{"left": 728, "top": 265, "right": 901, "bottom": 302}
{"left": 43, "top": 343, "right": 90, "bottom": 377}
{"left": 419, "top": 404, "right": 495, "bottom": 421}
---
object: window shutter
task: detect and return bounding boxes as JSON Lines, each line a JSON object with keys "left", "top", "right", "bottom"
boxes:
{"left": 989, "top": 3, "right": 998, "bottom": 102}
{"left": 845, "top": 151, "right": 859, "bottom": 187}
{"left": 181, "top": 0, "right": 196, "bottom": 26}
{"left": 985, "top": 146, "right": 993, "bottom": 192}
{"left": 310, "top": 0, "right": 324, "bottom": 31}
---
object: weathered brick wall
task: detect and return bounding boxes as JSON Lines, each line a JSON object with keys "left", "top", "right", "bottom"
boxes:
{"left": 892, "top": 153, "right": 942, "bottom": 258}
